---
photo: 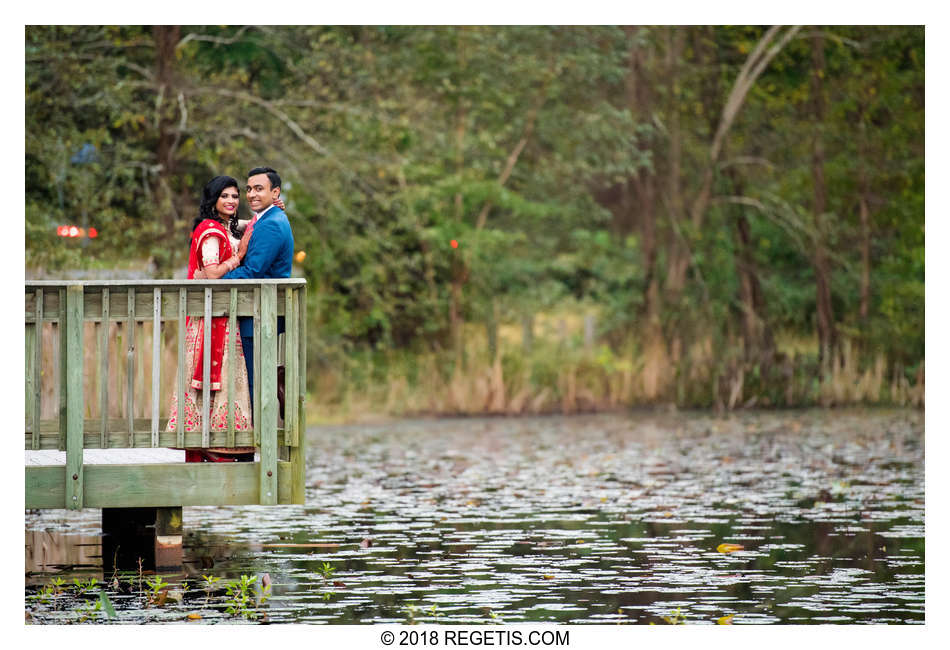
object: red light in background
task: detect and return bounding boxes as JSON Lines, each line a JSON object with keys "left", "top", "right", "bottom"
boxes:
{"left": 450, "top": 239, "right": 458, "bottom": 249}
{"left": 57, "top": 224, "right": 98, "bottom": 238}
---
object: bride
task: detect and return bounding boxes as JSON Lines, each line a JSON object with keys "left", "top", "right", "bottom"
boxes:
{"left": 167, "top": 175, "right": 257, "bottom": 462}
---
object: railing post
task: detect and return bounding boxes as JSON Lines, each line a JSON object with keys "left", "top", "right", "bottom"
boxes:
{"left": 65, "top": 285, "right": 84, "bottom": 509}
{"left": 176, "top": 288, "right": 186, "bottom": 448}
{"left": 151, "top": 288, "right": 162, "bottom": 447}
{"left": 32, "top": 289, "right": 43, "bottom": 450}
{"left": 58, "top": 288, "right": 67, "bottom": 452}
{"left": 290, "top": 285, "right": 307, "bottom": 504}
{"left": 99, "top": 288, "right": 110, "bottom": 448}
{"left": 259, "top": 284, "right": 278, "bottom": 505}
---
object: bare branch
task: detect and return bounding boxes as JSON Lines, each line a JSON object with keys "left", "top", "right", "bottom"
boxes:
{"left": 169, "top": 92, "right": 188, "bottom": 160}
{"left": 474, "top": 89, "right": 547, "bottom": 231}
{"left": 176, "top": 27, "right": 252, "bottom": 51}
{"left": 719, "top": 156, "right": 775, "bottom": 171}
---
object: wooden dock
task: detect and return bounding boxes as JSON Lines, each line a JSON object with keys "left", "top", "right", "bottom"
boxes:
{"left": 24, "top": 280, "right": 307, "bottom": 511}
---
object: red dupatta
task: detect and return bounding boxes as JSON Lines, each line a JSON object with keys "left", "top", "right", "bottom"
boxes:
{"left": 187, "top": 219, "right": 233, "bottom": 390}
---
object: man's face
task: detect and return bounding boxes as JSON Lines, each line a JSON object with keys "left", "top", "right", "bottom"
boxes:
{"left": 246, "top": 173, "right": 280, "bottom": 213}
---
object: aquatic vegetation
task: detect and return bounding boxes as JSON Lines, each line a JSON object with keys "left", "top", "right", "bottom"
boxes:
{"left": 225, "top": 574, "right": 264, "bottom": 620}
{"left": 144, "top": 575, "right": 170, "bottom": 607}
{"left": 25, "top": 411, "right": 924, "bottom": 624}
{"left": 201, "top": 574, "right": 221, "bottom": 603}
{"left": 317, "top": 562, "right": 336, "bottom": 580}
{"left": 657, "top": 608, "right": 687, "bottom": 625}
{"left": 72, "top": 578, "right": 98, "bottom": 595}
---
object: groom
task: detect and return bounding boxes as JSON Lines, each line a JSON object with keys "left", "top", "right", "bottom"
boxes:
{"left": 210, "top": 166, "right": 294, "bottom": 416}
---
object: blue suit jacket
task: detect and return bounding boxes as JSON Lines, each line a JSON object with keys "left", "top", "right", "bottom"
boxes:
{"left": 222, "top": 205, "right": 294, "bottom": 337}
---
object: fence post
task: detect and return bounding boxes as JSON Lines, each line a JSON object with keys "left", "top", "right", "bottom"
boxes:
{"left": 259, "top": 284, "right": 278, "bottom": 505}
{"left": 291, "top": 284, "right": 307, "bottom": 505}
{"left": 65, "top": 285, "right": 84, "bottom": 510}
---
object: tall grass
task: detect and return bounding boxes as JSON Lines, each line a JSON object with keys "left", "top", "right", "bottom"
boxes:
{"left": 30, "top": 314, "right": 923, "bottom": 428}
{"left": 308, "top": 318, "right": 924, "bottom": 422}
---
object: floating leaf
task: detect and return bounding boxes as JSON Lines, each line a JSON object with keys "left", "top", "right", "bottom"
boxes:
{"left": 99, "top": 591, "right": 117, "bottom": 619}
{"left": 717, "top": 543, "right": 745, "bottom": 554}
{"left": 717, "top": 614, "right": 734, "bottom": 625}
{"left": 543, "top": 574, "right": 555, "bottom": 580}
{"left": 187, "top": 613, "right": 202, "bottom": 620}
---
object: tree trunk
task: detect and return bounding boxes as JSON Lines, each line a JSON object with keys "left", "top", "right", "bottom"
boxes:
{"left": 665, "top": 25, "right": 802, "bottom": 298}
{"left": 857, "top": 121, "right": 873, "bottom": 331}
{"left": 625, "top": 28, "right": 664, "bottom": 399}
{"left": 810, "top": 33, "right": 837, "bottom": 364}
{"left": 724, "top": 162, "right": 775, "bottom": 362}
{"left": 624, "top": 27, "right": 658, "bottom": 321}
{"left": 153, "top": 26, "right": 181, "bottom": 237}
{"left": 450, "top": 32, "right": 467, "bottom": 365}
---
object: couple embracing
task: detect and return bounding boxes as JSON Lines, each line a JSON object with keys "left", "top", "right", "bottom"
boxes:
{"left": 166, "top": 167, "right": 294, "bottom": 462}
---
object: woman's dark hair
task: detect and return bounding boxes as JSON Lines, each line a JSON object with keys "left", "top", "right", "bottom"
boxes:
{"left": 192, "top": 175, "right": 240, "bottom": 234}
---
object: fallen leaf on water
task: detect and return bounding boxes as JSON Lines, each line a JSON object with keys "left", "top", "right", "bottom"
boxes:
{"left": 576, "top": 539, "right": 585, "bottom": 544}
{"left": 543, "top": 574, "right": 555, "bottom": 580}
{"left": 333, "top": 581, "right": 346, "bottom": 588}
{"left": 717, "top": 543, "right": 745, "bottom": 554}
{"left": 187, "top": 613, "right": 202, "bottom": 621}
{"left": 717, "top": 614, "right": 734, "bottom": 625}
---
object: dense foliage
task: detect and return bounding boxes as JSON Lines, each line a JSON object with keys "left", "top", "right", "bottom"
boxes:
{"left": 25, "top": 26, "right": 924, "bottom": 411}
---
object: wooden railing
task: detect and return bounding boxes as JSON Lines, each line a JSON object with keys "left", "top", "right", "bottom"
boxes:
{"left": 25, "top": 280, "right": 307, "bottom": 510}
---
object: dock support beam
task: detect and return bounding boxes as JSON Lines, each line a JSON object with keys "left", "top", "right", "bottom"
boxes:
{"left": 101, "top": 507, "right": 183, "bottom": 572}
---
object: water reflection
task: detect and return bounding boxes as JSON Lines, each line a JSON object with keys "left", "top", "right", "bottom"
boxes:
{"left": 26, "top": 410, "right": 924, "bottom": 624}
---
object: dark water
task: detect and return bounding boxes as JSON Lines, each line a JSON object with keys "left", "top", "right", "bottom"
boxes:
{"left": 25, "top": 410, "right": 925, "bottom": 624}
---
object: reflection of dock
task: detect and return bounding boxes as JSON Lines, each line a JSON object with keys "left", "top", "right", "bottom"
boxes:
{"left": 25, "top": 529, "right": 101, "bottom": 580}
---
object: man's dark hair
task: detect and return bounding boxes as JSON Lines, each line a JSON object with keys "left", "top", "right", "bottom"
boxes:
{"left": 248, "top": 166, "right": 281, "bottom": 190}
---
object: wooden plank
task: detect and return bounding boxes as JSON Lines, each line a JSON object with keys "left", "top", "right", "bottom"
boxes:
{"left": 202, "top": 288, "right": 212, "bottom": 448}
{"left": 65, "top": 285, "right": 84, "bottom": 510}
{"left": 58, "top": 289, "right": 67, "bottom": 452}
{"left": 284, "top": 287, "right": 298, "bottom": 447}
{"left": 126, "top": 289, "right": 135, "bottom": 447}
{"left": 33, "top": 288, "right": 43, "bottom": 449}
{"left": 151, "top": 288, "right": 162, "bottom": 447}
{"left": 29, "top": 281, "right": 304, "bottom": 322}
{"left": 259, "top": 285, "right": 278, "bottom": 505}
{"left": 253, "top": 287, "right": 261, "bottom": 447}
{"left": 177, "top": 288, "right": 186, "bottom": 448}
{"left": 25, "top": 321, "right": 35, "bottom": 438}
{"left": 27, "top": 423, "right": 286, "bottom": 450}
{"left": 136, "top": 313, "right": 145, "bottom": 418}
{"left": 292, "top": 284, "right": 307, "bottom": 504}
{"left": 99, "top": 288, "right": 110, "bottom": 448}
{"left": 26, "top": 461, "right": 294, "bottom": 509}
{"left": 227, "top": 288, "right": 237, "bottom": 447}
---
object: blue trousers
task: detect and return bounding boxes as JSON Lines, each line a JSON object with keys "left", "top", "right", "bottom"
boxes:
{"left": 242, "top": 316, "right": 285, "bottom": 421}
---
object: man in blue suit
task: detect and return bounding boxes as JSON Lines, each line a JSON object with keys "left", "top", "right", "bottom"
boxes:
{"left": 200, "top": 166, "right": 294, "bottom": 414}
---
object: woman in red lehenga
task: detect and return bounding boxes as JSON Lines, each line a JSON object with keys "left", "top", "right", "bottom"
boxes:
{"left": 167, "top": 175, "right": 254, "bottom": 462}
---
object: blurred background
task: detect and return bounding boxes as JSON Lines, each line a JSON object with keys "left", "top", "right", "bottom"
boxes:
{"left": 25, "top": 26, "right": 924, "bottom": 419}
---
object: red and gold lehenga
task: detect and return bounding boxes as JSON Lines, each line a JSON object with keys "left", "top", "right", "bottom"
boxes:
{"left": 166, "top": 218, "right": 253, "bottom": 461}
